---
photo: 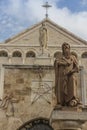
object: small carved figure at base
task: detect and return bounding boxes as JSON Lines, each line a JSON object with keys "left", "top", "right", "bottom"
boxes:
{"left": 67, "top": 98, "right": 80, "bottom": 107}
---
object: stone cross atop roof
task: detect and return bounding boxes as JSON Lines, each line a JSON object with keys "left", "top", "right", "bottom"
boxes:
{"left": 42, "top": 2, "right": 52, "bottom": 19}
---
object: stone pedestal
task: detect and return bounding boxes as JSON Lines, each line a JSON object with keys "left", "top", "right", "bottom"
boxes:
{"left": 50, "top": 107, "right": 87, "bottom": 130}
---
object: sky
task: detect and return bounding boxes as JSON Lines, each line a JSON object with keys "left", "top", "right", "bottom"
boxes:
{"left": 0, "top": 0, "right": 87, "bottom": 42}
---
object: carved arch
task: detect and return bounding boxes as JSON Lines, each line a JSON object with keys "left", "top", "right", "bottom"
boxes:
{"left": 71, "top": 51, "right": 78, "bottom": 58}
{"left": 12, "top": 51, "right": 22, "bottom": 57}
{"left": 54, "top": 51, "right": 62, "bottom": 58}
{"left": 0, "top": 50, "right": 8, "bottom": 57}
{"left": 81, "top": 52, "right": 87, "bottom": 58}
{"left": 26, "top": 51, "right": 36, "bottom": 57}
{"left": 17, "top": 118, "right": 53, "bottom": 130}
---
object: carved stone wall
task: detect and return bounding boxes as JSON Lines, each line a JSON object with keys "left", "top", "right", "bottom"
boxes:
{"left": 4, "top": 67, "right": 54, "bottom": 117}
{"left": 0, "top": 19, "right": 87, "bottom": 129}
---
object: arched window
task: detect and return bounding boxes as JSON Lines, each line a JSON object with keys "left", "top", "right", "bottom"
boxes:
{"left": 26, "top": 51, "right": 36, "bottom": 57}
{"left": 0, "top": 50, "right": 8, "bottom": 57}
{"left": 82, "top": 52, "right": 87, "bottom": 58}
{"left": 12, "top": 51, "right": 22, "bottom": 57}
{"left": 71, "top": 52, "right": 78, "bottom": 58}
{"left": 54, "top": 51, "right": 62, "bottom": 58}
{"left": 18, "top": 118, "right": 53, "bottom": 130}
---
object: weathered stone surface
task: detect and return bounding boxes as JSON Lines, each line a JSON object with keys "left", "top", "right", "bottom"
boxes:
{"left": 7, "top": 117, "right": 23, "bottom": 130}
{"left": 16, "top": 78, "right": 24, "bottom": 84}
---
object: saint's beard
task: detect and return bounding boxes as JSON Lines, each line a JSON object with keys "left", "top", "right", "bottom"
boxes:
{"left": 63, "top": 50, "right": 70, "bottom": 59}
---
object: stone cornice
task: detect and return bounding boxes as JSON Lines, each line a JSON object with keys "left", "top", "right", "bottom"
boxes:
{"left": 0, "top": 44, "right": 87, "bottom": 49}
{"left": 3, "top": 64, "right": 54, "bottom": 69}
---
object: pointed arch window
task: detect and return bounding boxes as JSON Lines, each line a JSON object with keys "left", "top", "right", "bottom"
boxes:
{"left": 0, "top": 50, "right": 8, "bottom": 57}
{"left": 26, "top": 51, "right": 36, "bottom": 58}
{"left": 12, "top": 51, "right": 22, "bottom": 57}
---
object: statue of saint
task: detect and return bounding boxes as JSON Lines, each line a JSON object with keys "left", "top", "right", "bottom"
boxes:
{"left": 54, "top": 42, "right": 80, "bottom": 107}
{"left": 39, "top": 23, "right": 48, "bottom": 49}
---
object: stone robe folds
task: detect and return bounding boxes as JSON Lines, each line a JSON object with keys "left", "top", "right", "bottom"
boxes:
{"left": 39, "top": 25, "right": 48, "bottom": 49}
{"left": 54, "top": 55, "right": 79, "bottom": 106}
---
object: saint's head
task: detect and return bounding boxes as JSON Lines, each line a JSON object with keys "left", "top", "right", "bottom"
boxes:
{"left": 62, "top": 42, "right": 70, "bottom": 58}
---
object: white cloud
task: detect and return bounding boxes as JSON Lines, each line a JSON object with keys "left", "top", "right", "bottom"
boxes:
{"left": 49, "top": 6, "right": 87, "bottom": 40}
{"left": 81, "top": 0, "right": 87, "bottom": 5}
{"left": 1, "top": 0, "right": 87, "bottom": 41}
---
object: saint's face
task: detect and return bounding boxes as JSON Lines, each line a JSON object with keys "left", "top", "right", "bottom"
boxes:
{"left": 63, "top": 45, "right": 70, "bottom": 53}
{"left": 63, "top": 44, "right": 70, "bottom": 59}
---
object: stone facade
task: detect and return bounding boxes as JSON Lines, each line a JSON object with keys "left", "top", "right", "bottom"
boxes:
{"left": 0, "top": 18, "right": 87, "bottom": 129}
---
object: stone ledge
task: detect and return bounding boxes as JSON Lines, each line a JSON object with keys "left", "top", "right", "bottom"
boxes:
{"left": 51, "top": 110, "right": 87, "bottom": 121}
{"left": 3, "top": 64, "right": 54, "bottom": 69}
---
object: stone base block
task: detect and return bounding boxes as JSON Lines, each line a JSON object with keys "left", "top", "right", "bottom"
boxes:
{"left": 50, "top": 108, "right": 87, "bottom": 130}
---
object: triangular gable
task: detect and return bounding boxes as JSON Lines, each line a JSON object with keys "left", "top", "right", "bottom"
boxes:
{"left": 3, "top": 18, "right": 87, "bottom": 46}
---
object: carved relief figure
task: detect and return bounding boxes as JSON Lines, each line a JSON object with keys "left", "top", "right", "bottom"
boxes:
{"left": 0, "top": 91, "right": 19, "bottom": 116}
{"left": 39, "top": 23, "right": 48, "bottom": 49}
{"left": 54, "top": 42, "right": 80, "bottom": 107}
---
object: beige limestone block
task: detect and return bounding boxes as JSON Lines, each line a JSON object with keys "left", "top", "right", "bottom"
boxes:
{"left": 7, "top": 117, "right": 23, "bottom": 130}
